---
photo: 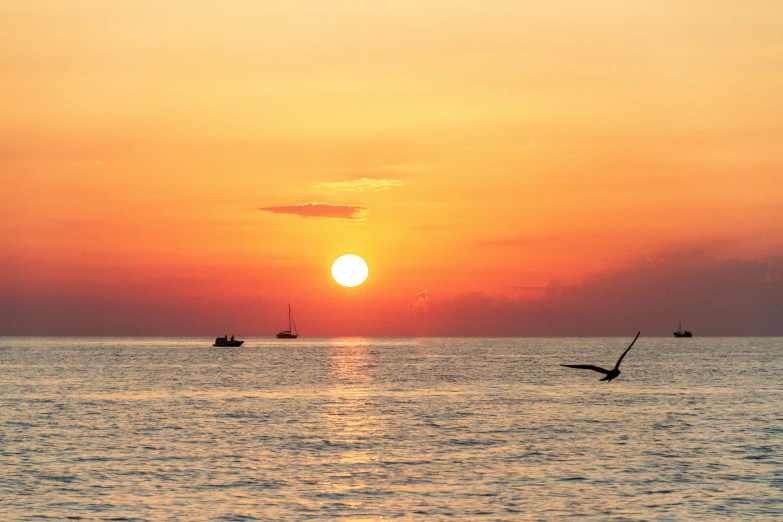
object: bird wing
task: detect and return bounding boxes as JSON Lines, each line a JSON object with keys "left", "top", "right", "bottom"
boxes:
{"left": 614, "top": 331, "right": 641, "bottom": 370}
{"left": 560, "top": 364, "right": 610, "bottom": 375}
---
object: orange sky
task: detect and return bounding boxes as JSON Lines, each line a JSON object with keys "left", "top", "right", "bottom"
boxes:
{"left": 2, "top": 2, "right": 782, "bottom": 335}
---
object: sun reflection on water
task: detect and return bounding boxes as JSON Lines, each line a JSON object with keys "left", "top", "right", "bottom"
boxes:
{"left": 320, "top": 339, "right": 386, "bottom": 503}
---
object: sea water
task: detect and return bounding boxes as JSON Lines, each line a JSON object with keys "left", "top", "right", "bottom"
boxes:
{"left": 1, "top": 337, "right": 781, "bottom": 520}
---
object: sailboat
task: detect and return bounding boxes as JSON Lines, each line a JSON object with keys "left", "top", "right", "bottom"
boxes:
{"left": 276, "top": 304, "right": 298, "bottom": 339}
{"left": 673, "top": 320, "right": 692, "bottom": 338}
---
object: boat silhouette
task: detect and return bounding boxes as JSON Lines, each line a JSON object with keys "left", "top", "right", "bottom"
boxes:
{"left": 213, "top": 335, "right": 244, "bottom": 347}
{"left": 276, "top": 304, "right": 298, "bottom": 339}
{"left": 673, "top": 320, "right": 692, "bottom": 338}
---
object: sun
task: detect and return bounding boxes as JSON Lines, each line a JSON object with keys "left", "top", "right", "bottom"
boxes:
{"left": 332, "top": 254, "right": 369, "bottom": 287}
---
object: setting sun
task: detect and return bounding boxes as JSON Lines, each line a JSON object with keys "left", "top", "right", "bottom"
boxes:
{"left": 332, "top": 255, "right": 369, "bottom": 288}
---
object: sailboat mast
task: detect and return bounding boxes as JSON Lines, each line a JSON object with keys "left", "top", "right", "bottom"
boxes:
{"left": 288, "top": 303, "right": 292, "bottom": 331}
{"left": 291, "top": 308, "right": 297, "bottom": 336}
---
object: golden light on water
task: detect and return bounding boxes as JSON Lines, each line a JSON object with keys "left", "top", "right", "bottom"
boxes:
{"left": 322, "top": 339, "right": 381, "bottom": 502}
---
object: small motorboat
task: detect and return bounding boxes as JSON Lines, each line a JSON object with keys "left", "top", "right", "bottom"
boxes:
{"left": 213, "top": 336, "right": 244, "bottom": 347}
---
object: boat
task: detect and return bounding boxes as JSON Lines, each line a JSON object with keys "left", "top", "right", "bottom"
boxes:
{"left": 673, "top": 321, "right": 692, "bottom": 338}
{"left": 213, "top": 335, "right": 244, "bottom": 347}
{"left": 276, "top": 304, "right": 298, "bottom": 339}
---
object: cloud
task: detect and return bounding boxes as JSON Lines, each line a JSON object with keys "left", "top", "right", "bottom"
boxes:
{"left": 419, "top": 255, "right": 783, "bottom": 336}
{"left": 408, "top": 290, "right": 429, "bottom": 319}
{"left": 544, "top": 277, "right": 561, "bottom": 297}
{"left": 507, "top": 278, "right": 562, "bottom": 297}
{"left": 312, "top": 178, "right": 403, "bottom": 192}
{"left": 259, "top": 202, "right": 367, "bottom": 220}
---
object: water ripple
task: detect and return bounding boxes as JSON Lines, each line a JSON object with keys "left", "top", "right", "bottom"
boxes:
{"left": 1, "top": 336, "right": 782, "bottom": 520}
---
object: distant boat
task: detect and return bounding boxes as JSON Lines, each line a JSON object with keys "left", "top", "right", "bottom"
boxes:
{"left": 673, "top": 321, "right": 692, "bottom": 338}
{"left": 214, "top": 335, "right": 244, "bottom": 347}
{"left": 276, "top": 304, "right": 298, "bottom": 339}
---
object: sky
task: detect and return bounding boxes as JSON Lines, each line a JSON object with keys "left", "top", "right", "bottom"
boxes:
{"left": 2, "top": 1, "right": 782, "bottom": 336}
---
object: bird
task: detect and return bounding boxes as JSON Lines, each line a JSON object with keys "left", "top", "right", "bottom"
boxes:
{"left": 560, "top": 331, "right": 641, "bottom": 382}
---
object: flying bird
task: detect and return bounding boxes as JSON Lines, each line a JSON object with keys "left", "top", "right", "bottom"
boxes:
{"left": 560, "top": 331, "right": 641, "bottom": 382}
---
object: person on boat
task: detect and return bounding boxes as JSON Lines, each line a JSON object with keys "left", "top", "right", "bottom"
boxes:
{"left": 230, "top": 335, "right": 235, "bottom": 342}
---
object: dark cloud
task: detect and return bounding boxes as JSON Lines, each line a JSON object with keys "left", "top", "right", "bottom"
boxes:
{"left": 420, "top": 256, "right": 783, "bottom": 336}
{"left": 259, "top": 202, "right": 367, "bottom": 219}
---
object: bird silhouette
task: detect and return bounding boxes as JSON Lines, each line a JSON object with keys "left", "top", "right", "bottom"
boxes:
{"left": 560, "top": 331, "right": 641, "bottom": 382}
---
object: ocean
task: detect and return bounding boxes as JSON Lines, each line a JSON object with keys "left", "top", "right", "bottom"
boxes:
{"left": 1, "top": 337, "right": 781, "bottom": 520}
